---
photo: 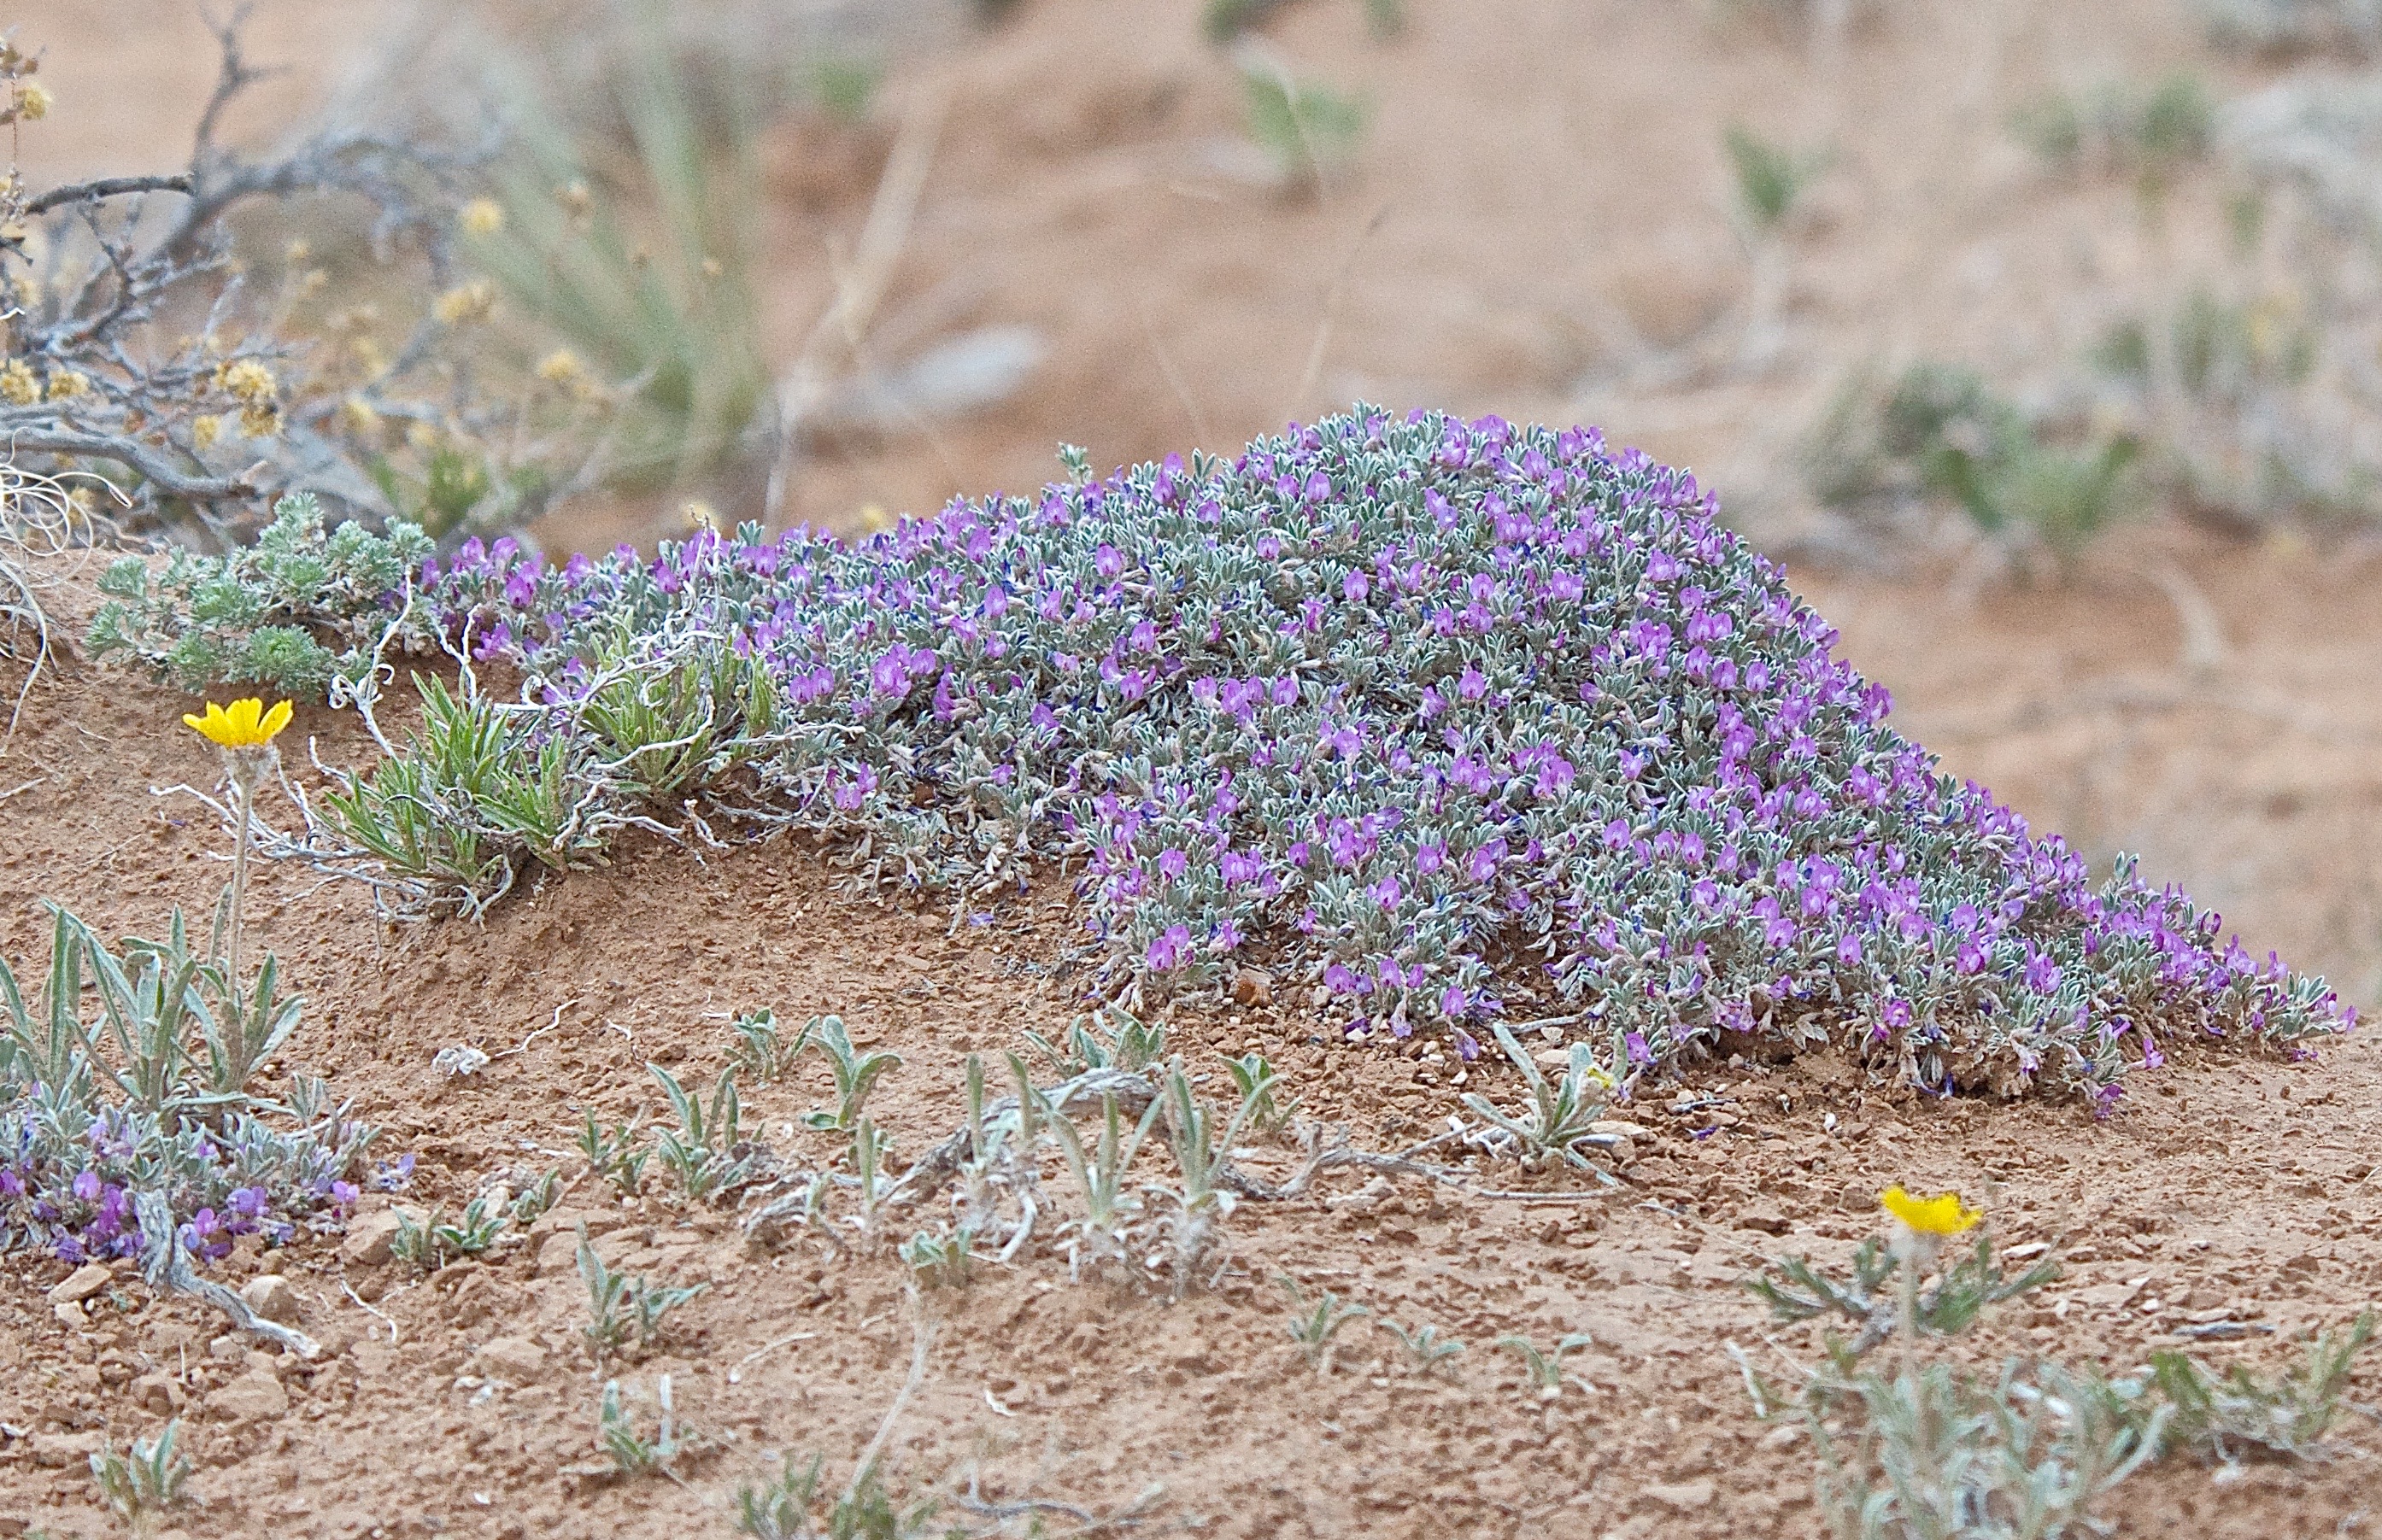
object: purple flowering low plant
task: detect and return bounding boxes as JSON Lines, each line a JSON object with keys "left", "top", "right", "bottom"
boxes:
{"left": 198, "top": 408, "right": 2350, "bottom": 1105}
{"left": 0, "top": 910, "right": 373, "bottom": 1267}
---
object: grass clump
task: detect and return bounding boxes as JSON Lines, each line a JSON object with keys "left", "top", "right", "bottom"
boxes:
{"left": 2091, "top": 288, "right": 2381, "bottom": 531}
{"left": 125, "top": 408, "right": 2350, "bottom": 1105}
{"left": 1813, "top": 363, "right": 2143, "bottom": 568}
{"left": 465, "top": 4, "right": 772, "bottom": 493}
{"left": 2012, "top": 73, "right": 2216, "bottom": 187}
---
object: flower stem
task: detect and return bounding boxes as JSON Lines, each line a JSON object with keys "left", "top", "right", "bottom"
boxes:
{"left": 226, "top": 758, "right": 256, "bottom": 1076}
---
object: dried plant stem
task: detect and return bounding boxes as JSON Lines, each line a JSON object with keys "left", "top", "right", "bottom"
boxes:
{"left": 844, "top": 1304, "right": 933, "bottom": 1505}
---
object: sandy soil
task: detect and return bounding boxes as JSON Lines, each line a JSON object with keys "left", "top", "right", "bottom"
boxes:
{"left": 6, "top": 0, "right": 2382, "bottom": 1536}
{"left": 0, "top": 542, "right": 2376, "bottom": 1538}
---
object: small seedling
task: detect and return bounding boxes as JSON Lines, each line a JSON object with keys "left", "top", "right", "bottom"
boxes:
{"left": 953, "top": 1053, "right": 1014, "bottom": 1233}
{"left": 577, "top": 1110, "right": 650, "bottom": 1196}
{"left": 1241, "top": 64, "right": 1370, "bottom": 185}
{"left": 1280, "top": 1275, "right": 1370, "bottom": 1368}
{"left": 90, "top": 1418, "right": 191, "bottom": 1529}
{"left": 735, "top": 1452, "right": 945, "bottom": 1540}
{"left": 391, "top": 1196, "right": 507, "bottom": 1272}
{"left": 1148, "top": 1059, "right": 1257, "bottom": 1293}
{"left": 586, "top": 1376, "right": 694, "bottom": 1479}
{"left": 650, "top": 1063, "right": 753, "bottom": 1200}
{"left": 579, "top": 1227, "right": 707, "bottom": 1356}
{"left": 507, "top": 1168, "right": 562, "bottom": 1227}
{"left": 1388, "top": 1319, "right": 1465, "bottom": 1373}
{"left": 899, "top": 1225, "right": 977, "bottom": 1289}
{"left": 1499, "top": 1332, "right": 1594, "bottom": 1400}
{"left": 802, "top": 1016, "right": 901, "bottom": 1131}
{"left": 1024, "top": 1005, "right": 1167, "bottom": 1077}
{"left": 1723, "top": 123, "right": 1828, "bottom": 230}
{"left": 848, "top": 1116, "right": 896, "bottom": 1242}
{"left": 727, "top": 1008, "right": 807, "bottom": 1083}
{"left": 1461, "top": 1022, "right": 1617, "bottom": 1169}
{"left": 1052, "top": 1092, "right": 1156, "bottom": 1281}
{"left": 1221, "top": 1051, "right": 1293, "bottom": 1133}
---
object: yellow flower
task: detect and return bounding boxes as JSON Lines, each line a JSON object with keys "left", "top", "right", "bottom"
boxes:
{"left": 183, "top": 698, "right": 294, "bottom": 749}
{"left": 238, "top": 401, "right": 281, "bottom": 439}
{"left": 460, "top": 197, "right": 506, "bottom": 237}
{"left": 339, "top": 395, "right": 382, "bottom": 436}
{"left": 858, "top": 502, "right": 894, "bottom": 533}
{"left": 349, "top": 334, "right": 390, "bottom": 378}
{"left": 1880, "top": 1186, "right": 1981, "bottom": 1236}
{"left": 214, "top": 358, "right": 277, "bottom": 403}
{"left": 433, "top": 281, "right": 495, "bottom": 325}
{"left": 536, "top": 348, "right": 588, "bottom": 390}
{"left": 15, "top": 82, "right": 50, "bottom": 121}
{"left": 44, "top": 369, "right": 86, "bottom": 400}
{"left": 0, "top": 358, "right": 37, "bottom": 406}
{"left": 191, "top": 414, "right": 223, "bottom": 451}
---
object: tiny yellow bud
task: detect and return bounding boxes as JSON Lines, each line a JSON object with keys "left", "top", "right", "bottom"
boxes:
{"left": 44, "top": 369, "right": 86, "bottom": 401}
{"left": 191, "top": 414, "right": 223, "bottom": 451}
{"left": 459, "top": 197, "right": 506, "bottom": 237}
{"left": 349, "top": 335, "right": 390, "bottom": 378}
{"left": 340, "top": 395, "right": 382, "bottom": 436}
{"left": 433, "top": 280, "right": 495, "bottom": 325}
{"left": 238, "top": 402, "right": 281, "bottom": 439}
{"left": 0, "top": 358, "right": 38, "bottom": 407}
{"left": 15, "top": 82, "right": 50, "bottom": 121}
{"left": 858, "top": 502, "right": 893, "bottom": 533}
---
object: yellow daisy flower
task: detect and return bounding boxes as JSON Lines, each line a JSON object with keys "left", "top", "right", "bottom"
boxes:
{"left": 183, "top": 698, "right": 294, "bottom": 749}
{"left": 1880, "top": 1185, "right": 1980, "bottom": 1236}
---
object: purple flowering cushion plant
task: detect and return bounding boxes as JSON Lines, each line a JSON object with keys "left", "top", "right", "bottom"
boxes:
{"left": 308, "top": 407, "right": 2348, "bottom": 1105}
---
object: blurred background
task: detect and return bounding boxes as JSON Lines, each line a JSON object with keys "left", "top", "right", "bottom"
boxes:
{"left": 18, "top": 0, "right": 2382, "bottom": 1000}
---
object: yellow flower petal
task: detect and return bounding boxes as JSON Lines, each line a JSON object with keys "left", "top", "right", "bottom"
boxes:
{"left": 1880, "top": 1185, "right": 1980, "bottom": 1236}
{"left": 183, "top": 697, "right": 293, "bottom": 748}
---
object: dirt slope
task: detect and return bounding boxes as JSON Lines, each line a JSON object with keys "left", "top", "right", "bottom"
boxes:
{"left": 0, "top": 536, "right": 2374, "bottom": 1537}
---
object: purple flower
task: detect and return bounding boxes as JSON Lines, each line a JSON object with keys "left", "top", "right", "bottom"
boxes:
{"left": 1146, "top": 924, "right": 1192, "bottom": 972}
